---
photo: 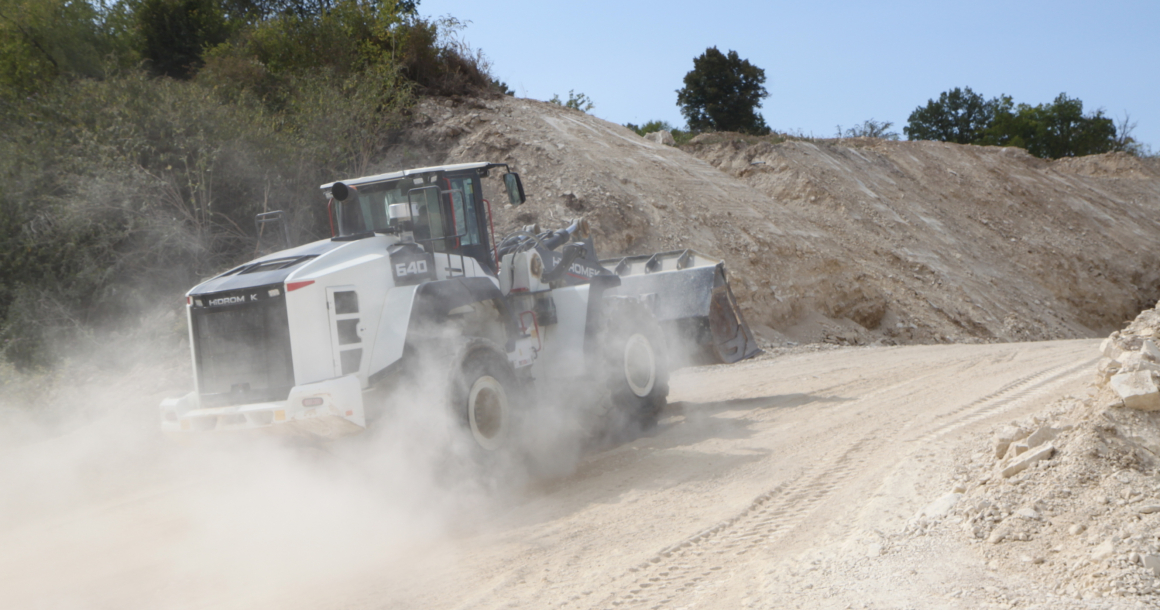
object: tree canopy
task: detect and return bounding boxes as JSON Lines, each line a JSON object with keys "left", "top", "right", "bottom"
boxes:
{"left": 676, "top": 47, "right": 769, "bottom": 135}
{"left": 903, "top": 87, "right": 994, "bottom": 145}
{"left": 905, "top": 87, "right": 1123, "bottom": 159}
{"left": 0, "top": 0, "right": 133, "bottom": 94}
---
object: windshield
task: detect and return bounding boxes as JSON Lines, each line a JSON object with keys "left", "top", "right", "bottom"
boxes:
{"left": 337, "top": 180, "right": 416, "bottom": 235}
{"left": 338, "top": 178, "right": 457, "bottom": 245}
{"left": 332, "top": 172, "right": 494, "bottom": 270}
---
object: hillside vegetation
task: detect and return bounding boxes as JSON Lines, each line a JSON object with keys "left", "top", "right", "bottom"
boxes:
{"left": 2, "top": 2, "right": 1158, "bottom": 374}
{"left": 0, "top": 0, "right": 498, "bottom": 368}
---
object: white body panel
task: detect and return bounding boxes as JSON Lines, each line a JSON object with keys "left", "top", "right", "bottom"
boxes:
{"left": 280, "top": 236, "right": 499, "bottom": 391}
{"left": 161, "top": 374, "right": 365, "bottom": 439}
{"left": 165, "top": 232, "right": 509, "bottom": 437}
{"left": 525, "top": 285, "right": 590, "bottom": 381}
{"left": 284, "top": 238, "right": 391, "bottom": 388}
{"left": 368, "top": 283, "right": 419, "bottom": 376}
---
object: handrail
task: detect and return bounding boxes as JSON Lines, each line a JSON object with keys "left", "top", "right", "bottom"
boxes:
{"left": 414, "top": 232, "right": 468, "bottom": 277}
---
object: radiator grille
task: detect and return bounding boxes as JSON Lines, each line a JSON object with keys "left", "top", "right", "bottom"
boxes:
{"left": 191, "top": 292, "right": 294, "bottom": 406}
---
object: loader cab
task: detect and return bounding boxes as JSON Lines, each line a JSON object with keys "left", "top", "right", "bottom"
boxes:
{"left": 329, "top": 169, "right": 499, "bottom": 273}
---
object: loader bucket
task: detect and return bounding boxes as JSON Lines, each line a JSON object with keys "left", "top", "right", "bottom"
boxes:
{"left": 601, "top": 250, "right": 760, "bottom": 366}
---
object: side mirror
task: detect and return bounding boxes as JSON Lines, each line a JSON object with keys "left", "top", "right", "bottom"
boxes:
{"left": 503, "top": 172, "right": 526, "bottom": 206}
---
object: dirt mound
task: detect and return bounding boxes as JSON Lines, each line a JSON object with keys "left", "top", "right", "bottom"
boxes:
{"left": 383, "top": 97, "right": 1160, "bottom": 346}
{"left": 1053, "top": 151, "right": 1160, "bottom": 180}
{"left": 941, "top": 305, "right": 1160, "bottom": 603}
{"left": 682, "top": 134, "right": 1160, "bottom": 345}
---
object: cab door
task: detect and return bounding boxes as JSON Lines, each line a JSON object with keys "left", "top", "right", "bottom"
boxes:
{"left": 445, "top": 173, "right": 495, "bottom": 272}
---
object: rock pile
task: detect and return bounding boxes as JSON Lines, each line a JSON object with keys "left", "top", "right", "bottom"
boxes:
{"left": 1100, "top": 308, "right": 1160, "bottom": 411}
{"left": 922, "top": 304, "right": 1160, "bottom": 603}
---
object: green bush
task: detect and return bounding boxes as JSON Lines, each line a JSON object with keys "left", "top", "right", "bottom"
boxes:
{"left": 624, "top": 120, "right": 695, "bottom": 145}
{"left": 626, "top": 120, "right": 672, "bottom": 136}
{"left": 0, "top": 0, "right": 508, "bottom": 368}
{"left": 0, "top": 64, "right": 413, "bottom": 368}
{"left": 0, "top": 0, "right": 134, "bottom": 96}
{"left": 549, "top": 90, "right": 594, "bottom": 112}
{"left": 837, "top": 119, "right": 900, "bottom": 140}
{"left": 135, "top": 0, "right": 231, "bottom": 78}
{"left": 905, "top": 88, "right": 1124, "bottom": 158}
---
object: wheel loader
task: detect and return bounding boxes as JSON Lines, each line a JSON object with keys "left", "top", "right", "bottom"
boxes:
{"left": 160, "top": 162, "right": 758, "bottom": 450}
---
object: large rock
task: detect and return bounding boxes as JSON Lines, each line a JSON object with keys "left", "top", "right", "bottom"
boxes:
{"left": 1109, "top": 371, "right": 1160, "bottom": 411}
{"left": 1092, "top": 539, "right": 1116, "bottom": 560}
{"left": 1026, "top": 425, "right": 1061, "bottom": 448}
{"left": 1001, "top": 443, "right": 1055, "bottom": 478}
{"left": 644, "top": 130, "right": 676, "bottom": 146}
{"left": 1100, "top": 335, "right": 1120, "bottom": 359}
{"left": 1015, "top": 507, "right": 1040, "bottom": 520}
{"left": 1117, "top": 351, "right": 1160, "bottom": 374}
{"left": 1145, "top": 554, "right": 1160, "bottom": 577}
{"left": 993, "top": 425, "right": 1029, "bottom": 458}
{"left": 1143, "top": 339, "right": 1160, "bottom": 362}
{"left": 1097, "top": 357, "right": 1121, "bottom": 384}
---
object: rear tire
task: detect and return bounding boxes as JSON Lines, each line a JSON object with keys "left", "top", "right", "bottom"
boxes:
{"left": 601, "top": 299, "right": 670, "bottom": 424}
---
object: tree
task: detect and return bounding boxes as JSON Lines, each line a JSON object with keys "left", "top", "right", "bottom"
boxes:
{"left": 981, "top": 93, "right": 1116, "bottom": 158}
{"left": 904, "top": 86, "right": 994, "bottom": 144}
{"left": 1034, "top": 93, "right": 1115, "bottom": 158}
{"left": 907, "top": 88, "right": 1123, "bottom": 159}
{"left": 1112, "top": 112, "right": 1152, "bottom": 157}
{"left": 676, "top": 47, "right": 769, "bottom": 134}
{"left": 0, "top": 0, "right": 122, "bottom": 95}
{"left": 136, "top": 0, "right": 230, "bottom": 79}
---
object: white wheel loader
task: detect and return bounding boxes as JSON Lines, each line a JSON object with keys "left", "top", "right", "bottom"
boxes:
{"left": 160, "top": 162, "right": 758, "bottom": 450}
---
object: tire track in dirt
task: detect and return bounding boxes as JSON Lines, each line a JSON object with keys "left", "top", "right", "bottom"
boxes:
{"left": 580, "top": 356, "right": 1094, "bottom": 610}
{"left": 907, "top": 357, "right": 1097, "bottom": 444}
{"left": 580, "top": 436, "right": 881, "bottom": 610}
{"left": 450, "top": 359, "right": 956, "bottom": 610}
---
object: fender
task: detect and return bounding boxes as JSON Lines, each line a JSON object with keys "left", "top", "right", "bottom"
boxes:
{"left": 582, "top": 273, "right": 623, "bottom": 366}
{"left": 410, "top": 277, "right": 521, "bottom": 348}
{"left": 368, "top": 278, "right": 521, "bottom": 386}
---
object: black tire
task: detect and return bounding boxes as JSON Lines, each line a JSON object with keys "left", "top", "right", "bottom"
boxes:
{"left": 447, "top": 338, "right": 520, "bottom": 453}
{"left": 601, "top": 299, "right": 670, "bottom": 422}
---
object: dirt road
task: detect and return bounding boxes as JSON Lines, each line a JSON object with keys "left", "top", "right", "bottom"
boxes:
{"left": 0, "top": 340, "right": 1115, "bottom": 609}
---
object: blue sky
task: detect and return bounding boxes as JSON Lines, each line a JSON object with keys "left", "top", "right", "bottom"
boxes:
{"left": 421, "top": 0, "right": 1158, "bottom": 150}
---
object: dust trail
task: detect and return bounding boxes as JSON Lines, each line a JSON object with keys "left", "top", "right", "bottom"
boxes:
{"left": 0, "top": 318, "right": 656, "bottom": 609}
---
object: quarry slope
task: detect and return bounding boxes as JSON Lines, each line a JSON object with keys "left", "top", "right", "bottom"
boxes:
{"left": 395, "top": 96, "right": 1160, "bottom": 346}
{"left": 6, "top": 97, "right": 1160, "bottom": 610}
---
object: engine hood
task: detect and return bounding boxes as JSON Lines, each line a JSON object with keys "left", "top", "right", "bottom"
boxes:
{"left": 190, "top": 239, "right": 347, "bottom": 296}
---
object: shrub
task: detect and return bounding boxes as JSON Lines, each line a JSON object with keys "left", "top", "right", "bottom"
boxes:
{"left": 906, "top": 87, "right": 1125, "bottom": 158}
{"left": 0, "top": 63, "right": 413, "bottom": 368}
{"left": 0, "top": 0, "right": 133, "bottom": 96}
{"left": 0, "top": 0, "right": 502, "bottom": 368}
{"left": 549, "top": 90, "right": 594, "bottom": 112}
{"left": 837, "top": 119, "right": 900, "bottom": 140}
{"left": 626, "top": 120, "right": 673, "bottom": 136}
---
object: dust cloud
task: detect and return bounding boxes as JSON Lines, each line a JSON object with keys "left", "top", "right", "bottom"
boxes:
{"left": 0, "top": 318, "right": 636, "bottom": 609}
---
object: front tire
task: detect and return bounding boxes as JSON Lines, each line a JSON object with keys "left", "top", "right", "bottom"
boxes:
{"left": 449, "top": 339, "right": 519, "bottom": 453}
{"left": 602, "top": 299, "right": 670, "bottom": 423}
